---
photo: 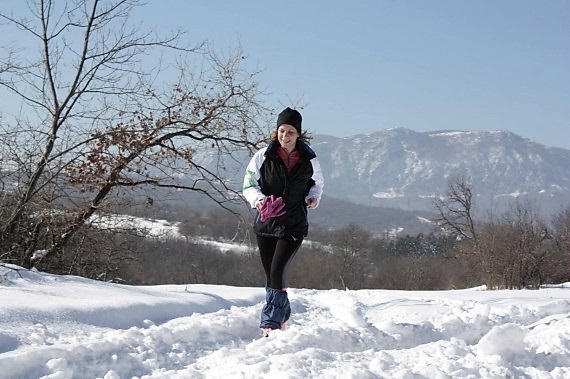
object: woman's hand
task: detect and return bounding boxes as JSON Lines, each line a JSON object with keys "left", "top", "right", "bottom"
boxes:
{"left": 255, "top": 198, "right": 265, "bottom": 211}
{"left": 306, "top": 198, "right": 317, "bottom": 209}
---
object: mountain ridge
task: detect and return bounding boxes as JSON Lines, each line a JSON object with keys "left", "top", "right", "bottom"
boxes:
{"left": 309, "top": 127, "right": 570, "bottom": 214}
{"left": 184, "top": 127, "right": 570, "bottom": 234}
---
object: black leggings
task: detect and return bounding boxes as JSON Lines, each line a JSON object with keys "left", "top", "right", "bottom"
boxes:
{"left": 257, "top": 235, "right": 303, "bottom": 290}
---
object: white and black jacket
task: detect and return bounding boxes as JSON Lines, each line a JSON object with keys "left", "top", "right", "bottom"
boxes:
{"left": 243, "top": 140, "right": 324, "bottom": 238}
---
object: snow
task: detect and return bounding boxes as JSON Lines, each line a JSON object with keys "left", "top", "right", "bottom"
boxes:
{"left": 88, "top": 214, "right": 252, "bottom": 254}
{"left": 192, "top": 237, "right": 252, "bottom": 255}
{"left": 1, "top": 267, "right": 569, "bottom": 379}
{"left": 372, "top": 189, "right": 404, "bottom": 199}
{"left": 88, "top": 214, "right": 184, "bottom": 240}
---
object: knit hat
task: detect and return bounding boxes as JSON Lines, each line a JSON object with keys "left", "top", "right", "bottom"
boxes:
{"left": 276, "top": 107, "right": 302, "bottom": 134}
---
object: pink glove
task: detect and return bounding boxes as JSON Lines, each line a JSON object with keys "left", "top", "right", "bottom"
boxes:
{"left": 260, "top": 195, "right": 286, "bottom": 221}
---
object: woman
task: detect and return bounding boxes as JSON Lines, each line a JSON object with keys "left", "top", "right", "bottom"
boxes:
{"left": 243, "top": 107, "right": 324, "bottom": 335}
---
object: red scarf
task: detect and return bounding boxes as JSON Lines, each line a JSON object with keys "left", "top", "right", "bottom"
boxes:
{"left": 277, "top": 147, "right": 300, "bottom": 174}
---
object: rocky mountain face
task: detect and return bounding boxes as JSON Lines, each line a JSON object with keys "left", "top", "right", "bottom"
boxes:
{"left": 188, "top": 127, "right": 570, "bottom": 234}
{"left": 311, "top": 128, "right": 570, "bottom": 214}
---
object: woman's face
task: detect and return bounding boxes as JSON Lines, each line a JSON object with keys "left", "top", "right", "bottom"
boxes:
{"left": 277, "top": 124, "right": 299, "bottom": 152}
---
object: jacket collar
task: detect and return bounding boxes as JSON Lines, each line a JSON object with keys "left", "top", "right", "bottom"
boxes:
{"left": 266, "top": 140, "right": 316, "bottom": 160}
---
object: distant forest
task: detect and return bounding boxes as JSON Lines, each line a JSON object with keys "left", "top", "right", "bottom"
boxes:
{"left": 15, "top": 191, "right": 570, "bottom": 291}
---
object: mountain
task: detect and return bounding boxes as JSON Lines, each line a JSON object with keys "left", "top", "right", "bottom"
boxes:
{"left": 311, "top": 128, "right": 570, "bottom": 214}
{"left": 5, "top": 127, "right": 567, "bottom": 236}
{"left": 183, "top": 127, "right": 570, "bottom": 234}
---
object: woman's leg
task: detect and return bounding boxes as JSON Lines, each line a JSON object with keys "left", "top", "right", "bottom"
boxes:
{"left": 256, "top": 235, "right": 304, "bottom": 289}
{"left": 257, "top": 235, "right": 303, "bottom": 330}
{"left": 256, "top": 235, "right": 278, "bottom": 286}
{"left": 269, "top": 236, "right": 303, "bottom": 289}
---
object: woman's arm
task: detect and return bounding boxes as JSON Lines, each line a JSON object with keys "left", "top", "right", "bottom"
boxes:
{"left": 242, "top": 148, "right": 267, "bottom": 208}
{"left": 306, "top": 157, "right": 324, "bottom": 208}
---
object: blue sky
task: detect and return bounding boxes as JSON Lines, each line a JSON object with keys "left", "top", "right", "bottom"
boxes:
{"left": 137, "top": 0, "right": 569, "bottom": 148}
{"left": 4, "top": 1, "right": 569, "bottom": 149}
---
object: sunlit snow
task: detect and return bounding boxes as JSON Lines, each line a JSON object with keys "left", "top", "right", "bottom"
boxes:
{"left": 1, "top": 265, "right": 569, "bottom": 378}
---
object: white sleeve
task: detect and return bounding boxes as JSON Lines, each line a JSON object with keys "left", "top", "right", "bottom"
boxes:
{"left": 306, "top": 157, "right": 324, "bottom": 208}
{"left": 242, "top": 148, "right": 267, "bottom": 208}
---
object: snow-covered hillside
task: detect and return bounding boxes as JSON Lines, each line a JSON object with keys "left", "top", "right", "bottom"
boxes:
{"left": 88, "top": 213, "right": 253, "bottom": 254}
{"left": 1, "top": 264, "right": 569, "bottom": 378}
{"left": 187, "top": 127, "right": 570, "bottom": 214}
{"left": 312, "top": 128, "right": 570, "bottom": 211}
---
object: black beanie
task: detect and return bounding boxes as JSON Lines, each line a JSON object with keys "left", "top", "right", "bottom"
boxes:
{"left": 276, "top": 107, "right": 302, "bottom": 134}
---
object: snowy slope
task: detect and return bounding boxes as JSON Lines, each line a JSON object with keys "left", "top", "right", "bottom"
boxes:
{"left": 1, "top": 265, "right": 569, "bottom": 378}
{"left": 187, "top": 127, "right": 570, "bottom": 214}
{"left": 312, "top": 128, "right": 570, "bottom": 211}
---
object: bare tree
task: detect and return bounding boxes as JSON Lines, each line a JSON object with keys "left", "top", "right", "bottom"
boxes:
{"left": 552, "top": 208, "right": 570, "bottom": 255}
{"left": 549, "top": 207, "right": 570, "bottom": 283}
{"left": 0, "top": 0, "right": 268, "bottom": 270}
{"left": 331, "top": 224, "right": 371, "bottom": 289}
{"left": 432, "top": 174, "right": 497, "bottom": 287}
{"left": 501, "top": 199, "right": 550, "bottom": 288}
{"left": 433, "top": 174, "right": 478, "bottom": 244}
